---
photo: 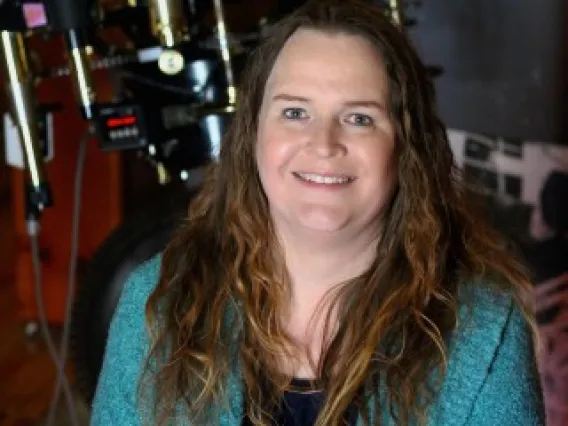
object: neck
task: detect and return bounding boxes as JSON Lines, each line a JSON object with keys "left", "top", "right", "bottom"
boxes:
{"left": 276, "top": 223, "right": 379, "bottom": 298}
{"left": 273, "top": 224, "right": 379, "bottom": 379}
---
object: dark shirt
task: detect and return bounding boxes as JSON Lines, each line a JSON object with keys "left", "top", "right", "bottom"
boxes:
{"left": 242, "top": 378, "right": 358, "bottom": 426}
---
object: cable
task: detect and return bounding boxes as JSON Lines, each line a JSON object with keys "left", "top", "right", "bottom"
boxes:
{"left": 30, "top": 229, "right": 80, "bottom": 426}
{"left": 29, "top": 128, "right": 90, "bottom": 426}
{"left": 47, "top": 128, "right": 91, "bottom": 426}
{"left": 212, "top": 0, "right": 236, "bottom": 105}
{"left": 119, "top": 70, "right": 199, "bottom": 97}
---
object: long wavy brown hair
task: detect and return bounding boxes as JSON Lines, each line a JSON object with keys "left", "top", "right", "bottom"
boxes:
{"left": 142, "top": 0, "right": 536, "bottom": 425}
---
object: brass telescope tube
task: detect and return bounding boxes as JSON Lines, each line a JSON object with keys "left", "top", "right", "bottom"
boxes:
{"left": 148, "top": 0, "right": 187, "bottom": 48}
{"left": 0, "top": 30, "right": 51, "bottom": 211}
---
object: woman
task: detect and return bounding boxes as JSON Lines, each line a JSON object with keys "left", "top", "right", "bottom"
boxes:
{"left": 91, "top": 0, "right": 545, "bottom": 425}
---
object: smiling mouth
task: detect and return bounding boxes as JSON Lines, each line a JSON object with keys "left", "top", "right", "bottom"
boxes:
{"left": 293, "top": 172, "right": 355, "bottom": 185}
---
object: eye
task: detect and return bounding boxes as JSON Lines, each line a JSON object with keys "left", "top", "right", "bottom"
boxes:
{"left": 282, "top": 108, "right": 308, "bottom": 120}
{"left": 345, "top": 113, "right": 374, "bottom": 126}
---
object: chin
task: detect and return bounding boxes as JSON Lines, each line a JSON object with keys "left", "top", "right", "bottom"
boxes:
{"left": 296, "top": 211, "right": 350, "bottom": 233}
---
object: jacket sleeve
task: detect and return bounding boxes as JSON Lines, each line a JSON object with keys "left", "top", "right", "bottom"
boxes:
{"left": 465, "top": 303, "right": 546, "bottom": 426}
{"left": 90, "top": 257, "right": 160, "bottom": 426}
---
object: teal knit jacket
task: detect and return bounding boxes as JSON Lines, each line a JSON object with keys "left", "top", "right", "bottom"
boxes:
{"left": 90, "top": 255, "right": 545, "bottom": 425}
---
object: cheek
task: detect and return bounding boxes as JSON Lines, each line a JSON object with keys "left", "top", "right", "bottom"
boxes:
{"left": 363, "top": 141, "right": 398, "bottom": 195}
{"left": 256, "top": 132, "right": 286, "bottom": 198}
{"left": 363, "top": 137, "right": 396, "bottom": 171}
{"left": 256, "top": 126, "right": 297, "bottom": 173}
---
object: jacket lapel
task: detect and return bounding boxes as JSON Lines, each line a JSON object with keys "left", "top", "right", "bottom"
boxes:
{"left": 217, "top": 285, "right": 511, "bottom": 426}
{"left": 425, "top": 285, "right": 512, "bottom": 425}
{"left": 358, "top": 285, "right": 512, "bottom": 426}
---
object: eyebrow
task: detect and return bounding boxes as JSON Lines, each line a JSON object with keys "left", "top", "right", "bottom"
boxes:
{"left": 272, "top": 94, "right": 310, "bottom": 103}
{"left": 271, "top": 93, "right": 386, "bottom": 110}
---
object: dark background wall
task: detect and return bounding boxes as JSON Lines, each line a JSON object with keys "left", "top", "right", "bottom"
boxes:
{"left": 407, "top": 0, "right": 567, "bottom": 142}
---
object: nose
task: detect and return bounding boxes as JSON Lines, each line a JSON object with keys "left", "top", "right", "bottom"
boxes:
{"left": 306, "top": 120, "right": 347, "bottom": 157}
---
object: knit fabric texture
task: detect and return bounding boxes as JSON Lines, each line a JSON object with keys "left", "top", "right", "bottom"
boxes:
{"left": 91, "top": 255, "right": 545, "bottom": 425}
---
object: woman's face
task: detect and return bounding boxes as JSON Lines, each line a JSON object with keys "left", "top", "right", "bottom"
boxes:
{"left": 256, "top": 28, "right": 397, "bottom": 239}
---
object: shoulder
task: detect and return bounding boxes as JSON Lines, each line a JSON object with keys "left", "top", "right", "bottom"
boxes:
{"left": 446, "top": 281, "right": 525, "bottom": 386}
{"left": 90, "top": 254, "right": 163, "bottom": 424}
{"left": 118, "top": 254, "right": 163, "bottom": 311}
{"left": 106, "top": 254, "right": 162, "bottom": 352}
{"left": 451, "top": 280, "right": 535, "bottom": 364}
{"left": 453, "top": 280, "right": 522, "bottom": 349}
{"left": 427, "top": 280, "right": 543, "bottom": 425}
{"left": 450, "top": 280, "right": 531, "bottom": 370}
{"left": 101, "top": 252, "right": 162, "bottom": 364}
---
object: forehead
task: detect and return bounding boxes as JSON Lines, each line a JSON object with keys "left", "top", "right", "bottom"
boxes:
{"left": 265, "top": 28, "right": 388, "bottom": 96}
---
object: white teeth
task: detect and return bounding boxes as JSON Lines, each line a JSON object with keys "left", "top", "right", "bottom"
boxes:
{"left": 296, "top": 172, "right": 352, "bottom": 184}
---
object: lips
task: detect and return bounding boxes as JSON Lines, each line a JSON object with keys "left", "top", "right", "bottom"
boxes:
{"left": 293, "top": 171, "right": 355, "bottom": 185}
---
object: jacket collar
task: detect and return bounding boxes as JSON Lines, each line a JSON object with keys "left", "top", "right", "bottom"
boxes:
{"left": 214, "top": 284, "right": 510, "bottom": 426}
